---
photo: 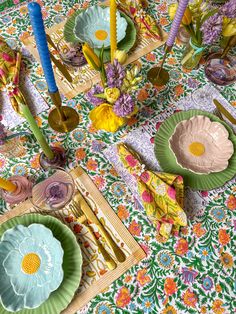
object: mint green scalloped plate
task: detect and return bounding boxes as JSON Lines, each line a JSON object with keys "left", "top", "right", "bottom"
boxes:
{"left": 64, "top": 7, "right": 137, "bottom": 63}
{"left": 154, "top": 110, "right": 236, "bottom": 190}
{"left": 0, "top": 214, "right": 82, "bottom": 314}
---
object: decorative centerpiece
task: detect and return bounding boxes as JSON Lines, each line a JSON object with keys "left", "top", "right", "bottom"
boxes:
{"left": 84, "top": 44, "right": 142, "bottom": 133}
{"left": 168, "top": 0, "right": 236, "bottom": 69}
{"left": 84, "top": 46, "right": 142, "bottom": 132}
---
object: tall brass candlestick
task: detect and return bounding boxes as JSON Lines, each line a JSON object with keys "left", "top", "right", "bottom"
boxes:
{"left": 110, "top": 0, "right": 117, "bottom": 63}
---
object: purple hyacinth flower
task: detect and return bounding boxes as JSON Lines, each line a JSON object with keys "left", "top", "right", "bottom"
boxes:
{"left": 106, "top": 59, "right": 125, "bottom": 88}
{"left": 220, "top": 0, "right": 236, "bottom": 18}
{"left": 113, "top": 94, "right": 135, "bottom": 117}
{"left": 201, "top": 14, "right": 223, "bottom": 45}
{"left": 86, "top": 85, "right": 104, "bottom": 106}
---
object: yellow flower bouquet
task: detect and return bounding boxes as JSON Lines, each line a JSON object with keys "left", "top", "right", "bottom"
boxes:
{"left": 84, "top": 43, "right": 142, "bottom": 133}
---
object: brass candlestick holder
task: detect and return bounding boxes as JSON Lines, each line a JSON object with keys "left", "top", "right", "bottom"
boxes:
{"left": 48, "top": 90, "right": 80, "bottom": 133}
{"left": 147, "top": 45, "right": 172, "bottom": 86}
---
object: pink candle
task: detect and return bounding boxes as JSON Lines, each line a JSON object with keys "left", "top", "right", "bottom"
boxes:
{"left": 166, "top": 0, "right": 189, "bottom": 47}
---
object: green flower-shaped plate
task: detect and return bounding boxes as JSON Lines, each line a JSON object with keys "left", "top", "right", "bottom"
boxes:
{"left": 154, "top": 109, "right": 236, "bottom": 190}
{"left": 64, "top": 7, "right": 137, "bottom": 63}
{"left": 0, "top": 213, "right": 82, "bottom": 314}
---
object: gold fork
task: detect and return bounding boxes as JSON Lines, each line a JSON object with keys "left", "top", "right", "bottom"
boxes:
{"left": 69, "top": 203, "right": 117, "bottom": 270}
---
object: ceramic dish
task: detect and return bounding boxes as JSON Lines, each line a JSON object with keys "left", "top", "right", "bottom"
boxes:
{"left": 0, "top": 224, "right": 64, "bottom": 312}
{"left": 64, "top": 7, "right": 137, "bottom": 63}
{"left": 0, "top": 213, "right": 82, "bottom": 314}
{"left": 169, "top": 115, "right": 234, "bottom": 174}
{"left": 154, "top": 110, "right": 236, "bottom": 190}
{"left": 74, "top": 6, "right": 127, "bottom": 48}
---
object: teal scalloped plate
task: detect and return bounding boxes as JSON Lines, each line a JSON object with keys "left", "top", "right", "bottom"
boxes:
{"left": 0, "top": 213, "right": 82, "bottom": 314}
{"left": 154, "top": 110, "right": 236, "bottom": 190}
{"left": 64, "top": 7, "right": 137, "bottom": 63}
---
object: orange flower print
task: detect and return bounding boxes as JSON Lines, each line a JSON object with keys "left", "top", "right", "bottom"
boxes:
{"left": 110, "top": 167, "right": 118, "bottom": 177}
{"left": 182, "top": 289, "right": 197, "bottom": 307}
{"left": 193, "top": 223, "right": 206, "bottom": 238}
{"left": 30, "top": 154, "right": 40, "bottom": 169}
{"left": 174, "top": 84, "right": 184, "bottom": 97}
{"left": 124, "top": 275, "right": 132, "bottom": 283}
{"left": 115, "top": 286, "right": 131, "bottom": 308}
{"left": 220, "top": 252, "right": 233, "bottom": 268}
{"left": 67, "top": 8, "right": 75, "bottom": 16}
{"left": 137, "top": 269, "right": 151, "bottom": 287}
{"left": 218, "top": 229, "right": 230, "bottom": 246}
{"left": 226, "top": 194, "right": 236, "bottom": 210}
{"left": 86, "top": 158, "right": 98, "bottom": 171}
{"left": 36, "top": 66, "right": 43, "bottom": 76}
{"left": 201, "top": 306, "right": 207, "bottom": 313}
{"left": 162, "top": 306, "right": 177, "bottom": 314}
{"left": 212, "top": 299, "right": 225, "bottom": 314}
{"left": 117, "top": 205, "right": 129, "bottom": 220}
{"left": 75, "top": 148, "right": 86, "bottom": 160}
{"left": 160, "top": 17, "right": 169, "bottom": 26}
{"left": 137, "top": 88, "right": 149, "bottom": 101}
{"left": 128, "top": 220, "right": 142, "bottom": 236}
{"left": 6, "top": 26, "right": 16, "bottom": 35}
{"left": 34, "top": 116, "right": 42, "bottom": 127}
{"left": 175, "top": 238, "right": 188, "bottom": 255}
{"left": 215, "top": 284, "right": 222, "bottom": 293}
{"left": 146, "top": 53, "right": 156, "bottom": 62}
{"left": 164, "top": 277, "right": 177, "bottom": 296}
{"left": 93, "top": 176, "right": 105, "bottom": 190}
{"left": 53, "top": 4, "right": 62, "bottom": 11}
{"left": 19, "top": 6, "right": 28, "bottom": 15}
{"left": 168, "top": 57, "right": 177, "bottom": 65}
{"left": 231, "top": 101, "right": 236, "bottom": 107}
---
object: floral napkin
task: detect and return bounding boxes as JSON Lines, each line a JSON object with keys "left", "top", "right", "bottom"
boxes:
{"left": 117, "top": 0, "right": 162, "bottom": 40}
{"left": 0, "top": 38, "right": 25, "bottom": 114}
{"left": 117, "top": 144, "right": 187, "bottom": 238}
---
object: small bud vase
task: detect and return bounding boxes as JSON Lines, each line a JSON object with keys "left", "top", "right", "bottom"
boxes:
{"left": 181, "top": 39, "right": 204, "bottom": 70}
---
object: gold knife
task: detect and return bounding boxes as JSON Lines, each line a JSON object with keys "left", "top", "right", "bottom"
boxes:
{"left": 46, "top": 35, "right": 73, "bottom": 83}
{"left": 74, "top": 191, "right": 126, "bottom": 263}
{"left": 213, "top": 99, "right": 236, "bottom": 125}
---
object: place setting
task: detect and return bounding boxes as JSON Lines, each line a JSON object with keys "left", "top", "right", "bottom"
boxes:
{"left": 0, "top": 0, "right": 235, "bottom": 313}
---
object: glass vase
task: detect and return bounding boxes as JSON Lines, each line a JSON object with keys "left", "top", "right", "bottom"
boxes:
{"left": 181, "top": 40, "right": 204, "bottom": 70}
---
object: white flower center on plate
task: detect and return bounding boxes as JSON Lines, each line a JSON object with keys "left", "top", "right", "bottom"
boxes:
{"left": 188, "top": 142, "right": 205, "bottom": 156}
{"left": 95, "top": 30, "right": 108, "bottom": 41}
{"left": 21, "top": 253, "right": 41, "bottom": 274}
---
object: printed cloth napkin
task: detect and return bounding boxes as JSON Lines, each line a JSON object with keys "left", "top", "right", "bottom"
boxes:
{"left": 117, "top": 0, "right": 162, "bottom": 40}
{"left": 0, "top": 37, "right": 26, "bottom": 114}
{"left": 117, "top": 143, "right": 187, "bottom": 238}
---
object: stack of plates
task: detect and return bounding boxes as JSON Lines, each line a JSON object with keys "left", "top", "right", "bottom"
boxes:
{"left": 154, "top": 110, "right": 236, "bottom": 190}
{"left": 0, "top": 214, "right": 82, "bottom": 313}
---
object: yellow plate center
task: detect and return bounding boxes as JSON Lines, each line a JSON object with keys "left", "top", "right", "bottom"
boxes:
{"left": 189, "top": 142, "right": 205, "bottom": 156}
{"left": 21, "top": 253, "right": 41, "bottom": 274}
{"left": 95, "top": 30, "right": 108, "bottom": 41}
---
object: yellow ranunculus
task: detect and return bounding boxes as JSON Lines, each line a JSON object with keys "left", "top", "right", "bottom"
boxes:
{"left": 89, "top": 103, "right": 125, "bottom": 132}
{"left": 168, "top": 4, "right": 192, "bottom": 25}
{"left": 114, "top": 50, "right": 128, "bottom": 64}
{"left": 104, "top": 87, "right": 120, "bottom": 104}
{"left": 82, "top": 43, "right": 101, "bottom": 71}
{"left": 222, "top": 18, "right": 236, "bottom": 37}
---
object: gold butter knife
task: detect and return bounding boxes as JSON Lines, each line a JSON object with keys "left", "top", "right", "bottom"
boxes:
{"left": 213, "top": 99, "right": 236, "bottom": 125}
{"left": 74, "top": 191, "right": 126, "bottom": 263}
{"left": 46, "top": 34, "right": 73, "bottom": 83}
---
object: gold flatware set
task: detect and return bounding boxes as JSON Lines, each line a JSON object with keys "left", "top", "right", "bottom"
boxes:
{"left": 70, "top": 191, "right": 126, "bottom": 270}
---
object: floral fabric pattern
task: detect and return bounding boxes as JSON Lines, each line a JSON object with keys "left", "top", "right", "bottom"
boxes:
{"left": 0, "top": 0, "right": 235, "bottom": 313}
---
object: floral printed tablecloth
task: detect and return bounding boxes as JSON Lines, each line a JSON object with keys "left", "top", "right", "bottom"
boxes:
{"left": 0, "top": 1, "right": 236, "bottom": 314}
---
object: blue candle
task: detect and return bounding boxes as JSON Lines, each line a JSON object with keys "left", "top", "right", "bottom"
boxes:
{"left": 28, "top": 2, "right": 58, "bottom": 93}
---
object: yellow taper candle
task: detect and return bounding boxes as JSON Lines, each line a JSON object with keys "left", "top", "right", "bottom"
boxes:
{"left": 0, "top": 177, "right": 17, "bottom": 192}
{"left": 110, "top": 0, "right": 117, "bottom": 63}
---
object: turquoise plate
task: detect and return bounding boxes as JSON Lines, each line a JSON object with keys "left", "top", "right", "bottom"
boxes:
{"left": 0, "top": 214, "right": 82, "bottom": 314}
{"left": 154, "top": 110, "right": 236, "bottom": 190}
{"left": 64, "top": 7, "right": 137, "bottom": 63}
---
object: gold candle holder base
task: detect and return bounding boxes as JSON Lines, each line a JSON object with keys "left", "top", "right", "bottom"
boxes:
{"left": 48, "top": 107, "right": 80, "bottom": 133}
{"left": 48, "top": 91, "right": 79, "bottom": 133}
{"left": 147, "top": 67, "right": 170, "bottom": 86}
